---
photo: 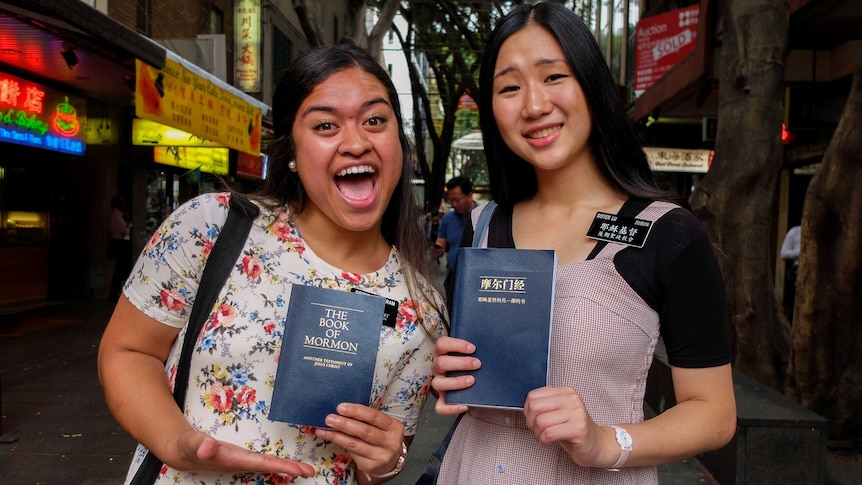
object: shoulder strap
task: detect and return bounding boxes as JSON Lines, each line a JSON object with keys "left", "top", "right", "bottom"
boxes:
{"left": 431, "top": 412, "right": 464, "bottom": 464}
{"left": 172, "top": 194, "right": 259, "bottom": 406}
{"left": 422, "top": 201, "right": 496, "bottom": 474}
{"left": 471, "top": 200, "right": 498, "bottom": 248}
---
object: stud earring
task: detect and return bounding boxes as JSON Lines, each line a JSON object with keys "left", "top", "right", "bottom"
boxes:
{"left": 288, "top": 160, "right": 297, "bottom": 171}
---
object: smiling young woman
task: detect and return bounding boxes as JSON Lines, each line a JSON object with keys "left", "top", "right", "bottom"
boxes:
{"left": 430, "top": 3, "right": 736, "bottom": 484}
{"left": 99, "top": 43, "right": 447, "bottom": 485}
{"left": 287, "top": 67, "right": 404, "bottom": 272}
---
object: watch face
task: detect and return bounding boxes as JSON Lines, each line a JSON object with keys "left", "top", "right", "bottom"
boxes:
{"left": 617, "top": 428, "right": 633, "bottom": 448}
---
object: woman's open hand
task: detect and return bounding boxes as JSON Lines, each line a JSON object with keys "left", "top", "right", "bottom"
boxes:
{"left": 169, "top": 429, "right": 316, "bottom": 478}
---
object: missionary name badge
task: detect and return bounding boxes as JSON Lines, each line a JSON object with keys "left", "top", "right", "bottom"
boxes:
{"left": 586, "top": 212, "right": 652, "bottom": 248}
{"left": 351, "top": 288, "right": 399, "bottom": 328}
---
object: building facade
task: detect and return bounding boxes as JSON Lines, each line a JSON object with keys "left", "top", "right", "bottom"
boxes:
{"left": 584, "top": 0, "right": 860, "bottom": 301}
{"left": 0, "top": 0, "right": 342, "bottom": 305}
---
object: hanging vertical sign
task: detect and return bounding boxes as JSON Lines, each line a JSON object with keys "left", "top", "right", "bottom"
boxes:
{"left": 235, "top": 0, "right": 261, "bottom": 93}
{"left": 0, "top": 71, "right": 87, "bottom": 155}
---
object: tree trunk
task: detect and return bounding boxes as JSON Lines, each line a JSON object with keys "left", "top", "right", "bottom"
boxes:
{"left": 367, "top": 0, "right": 400, "bottom": 64}
{"left": 344, "top": 0, "right": 368, "bottom": 48}
{"left": 788, "top": 52, "right": 862, "bottom": 439}
{"left": 689, "top": 0, "right": 789, "bottom": 388}
{"left": 396, "top": 1, "right": 488, "bottom": 211}
{"left": 292, "top": 0, "right": 325, "bottom": 47}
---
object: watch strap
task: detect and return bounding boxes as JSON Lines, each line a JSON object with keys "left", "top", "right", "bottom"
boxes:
{"left": 608, "top": 425, "right": 632, "bottom": 471}
{"left": 363, "top": 441, "right": 408, "bottom": 480}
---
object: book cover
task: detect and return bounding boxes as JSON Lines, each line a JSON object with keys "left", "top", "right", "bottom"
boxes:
{"left": 446, "top": 247, "right": 557, "bottom": 409}
{"left": 270, "top": 285, "right": 385, "bottom": 428}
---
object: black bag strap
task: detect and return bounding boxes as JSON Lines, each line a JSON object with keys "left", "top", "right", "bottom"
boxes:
{"left": 131, "top": 194, "right": 258, "bottom": 485}
{"left": 429, "top": 412, "right": 464, "bottom": 465}
{"left": 172, "top": 194, "right": 258, "bottom": 406}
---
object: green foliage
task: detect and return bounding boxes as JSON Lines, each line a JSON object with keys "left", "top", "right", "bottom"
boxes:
{"left": 397, "top": 1, "right": 510, "bottom": 206}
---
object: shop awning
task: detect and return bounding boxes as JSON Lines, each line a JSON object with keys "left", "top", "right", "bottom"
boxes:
{"left": 134, "top": 44, "right": 268, "bottom": 154}
{"left": 0, "top": 0, "right": 163, "bottom": 105}
{"left": 0, "top": 0, "right": 271, "bottom": 150}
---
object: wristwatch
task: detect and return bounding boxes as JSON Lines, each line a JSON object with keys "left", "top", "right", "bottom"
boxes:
{"left": 363, "top": 441, "right": 408, "bottom": 480}
{"left": 607, "top": 425, "right": 633, "bottom": 471}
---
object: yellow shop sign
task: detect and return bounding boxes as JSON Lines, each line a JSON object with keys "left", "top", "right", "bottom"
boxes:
{"left": 135, "top": 57, "right": 262, "bottom": 154}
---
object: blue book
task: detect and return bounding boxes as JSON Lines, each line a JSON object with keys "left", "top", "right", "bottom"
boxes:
{"left": 446, "top": 248, "right": 557, "bottom": 409}
{"left": 270, "top": 285, "right": 385, "bottom": 428}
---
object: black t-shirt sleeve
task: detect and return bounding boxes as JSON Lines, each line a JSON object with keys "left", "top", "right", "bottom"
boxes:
{"left": 459, "top": 218, "right": 475, "bottom": 250}
{"left": 630, "top": 208, "right": 731, "bottom": 368}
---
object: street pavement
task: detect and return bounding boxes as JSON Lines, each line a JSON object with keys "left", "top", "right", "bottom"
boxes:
{"left": 1, "top": 300, "right": 859, "bottom": 484}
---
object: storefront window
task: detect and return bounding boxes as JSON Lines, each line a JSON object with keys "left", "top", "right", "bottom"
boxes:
{"left": 145, "top": 167, "right": 222, "bottom": 233}
{"left": 2, "top": 210, "right": 49, "bottom": 245}
{"left": 146, "top": 170, "right": 169, "bottom": 234}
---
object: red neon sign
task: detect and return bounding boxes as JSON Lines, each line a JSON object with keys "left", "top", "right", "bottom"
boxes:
{"left": 0, "top": 71, "right": 86, "bottom": 154}
{"left": 53, "top": 97, "right": 81, "bottom": 137}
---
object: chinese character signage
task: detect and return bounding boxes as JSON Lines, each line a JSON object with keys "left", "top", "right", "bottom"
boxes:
{"left": 135, "top": 58, "right": 262, "bottom": 154}
{"left": 644, "top": 146, "right": 713, "bottom": 173}
{"left": 132, "top": 118, "right": 223, "bottom": 147}
{"left": 235, "top": 0, "right": 261, "bottom": 93}
{"left": 153, "top": 146, "right": 229, "bottom": 175}
{"left": 634, "top": 5, "right": 699, "bottom": 97}
{"left": 0, "top": 71, "right": 87, "bottom": 155}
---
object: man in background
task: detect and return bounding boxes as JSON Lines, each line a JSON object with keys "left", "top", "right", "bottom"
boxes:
{"left": 434, "top": 176, "right": 477, "bottom": 300}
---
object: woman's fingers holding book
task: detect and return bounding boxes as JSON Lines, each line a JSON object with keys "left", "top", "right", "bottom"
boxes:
{"left": 433, "top": 336, "right": 476, "bottom": 358}
{"left": 434, "top": 391, "right": 469, "bottom": 415}
{"left": 431, "top": 336, "right": 480, "bottom": 413}
{"left": 315, "top": 403, "right": 405, "bottom": 476}
{"left": 431, "top": 336, "right": 480, "bottom": 376}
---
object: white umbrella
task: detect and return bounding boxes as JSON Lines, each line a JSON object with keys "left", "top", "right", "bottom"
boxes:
{"left": 451, "top": 132, "right": 484, "bottom": 151}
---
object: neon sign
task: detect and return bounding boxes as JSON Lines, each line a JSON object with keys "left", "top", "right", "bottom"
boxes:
{"left": 0, "top": 72, "right": 87, "bottom": 155}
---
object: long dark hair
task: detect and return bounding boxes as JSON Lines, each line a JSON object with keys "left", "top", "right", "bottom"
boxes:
{"left": 478, "top": 2, "right": 670, "bottom": 204}
{"left": 259, "top": 42, "right": 446, "bottom": 334}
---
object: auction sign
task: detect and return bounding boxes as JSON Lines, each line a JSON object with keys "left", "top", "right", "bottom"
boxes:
{"left": 634, "top": 5, "right": 699, "bottom": 97}
{"left": 0, "top": 71, "right": 86, "bottom": 155}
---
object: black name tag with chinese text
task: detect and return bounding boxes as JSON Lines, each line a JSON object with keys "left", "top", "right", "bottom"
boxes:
{"left": 586, "top": 212, "right": 652, "bottom": 248}
{"left": 351, "top": 288, "right": 399, "bottom": 328}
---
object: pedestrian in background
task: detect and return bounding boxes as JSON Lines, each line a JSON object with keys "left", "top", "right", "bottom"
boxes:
{"left": 430, "top": 3, "right": 736, "bottom": 484}
{"left": 107, "top": 194, "right": 132, "bottom": 301}
{"left": 781, "top": 224, "right": 801, "bottom": 283}
{"left": 433, "top": 176, "right": 477, "bottom": 302}
{"left": 99, "top": 43, "right": 446, "bottom": 485}
{"left": 781, "top": 224, "right": 802, "bottom": 317}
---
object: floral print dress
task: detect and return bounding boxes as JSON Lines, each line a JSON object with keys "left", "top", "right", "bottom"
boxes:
{"left": 122, "top": 193, "right": 446, "bottom": 485}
